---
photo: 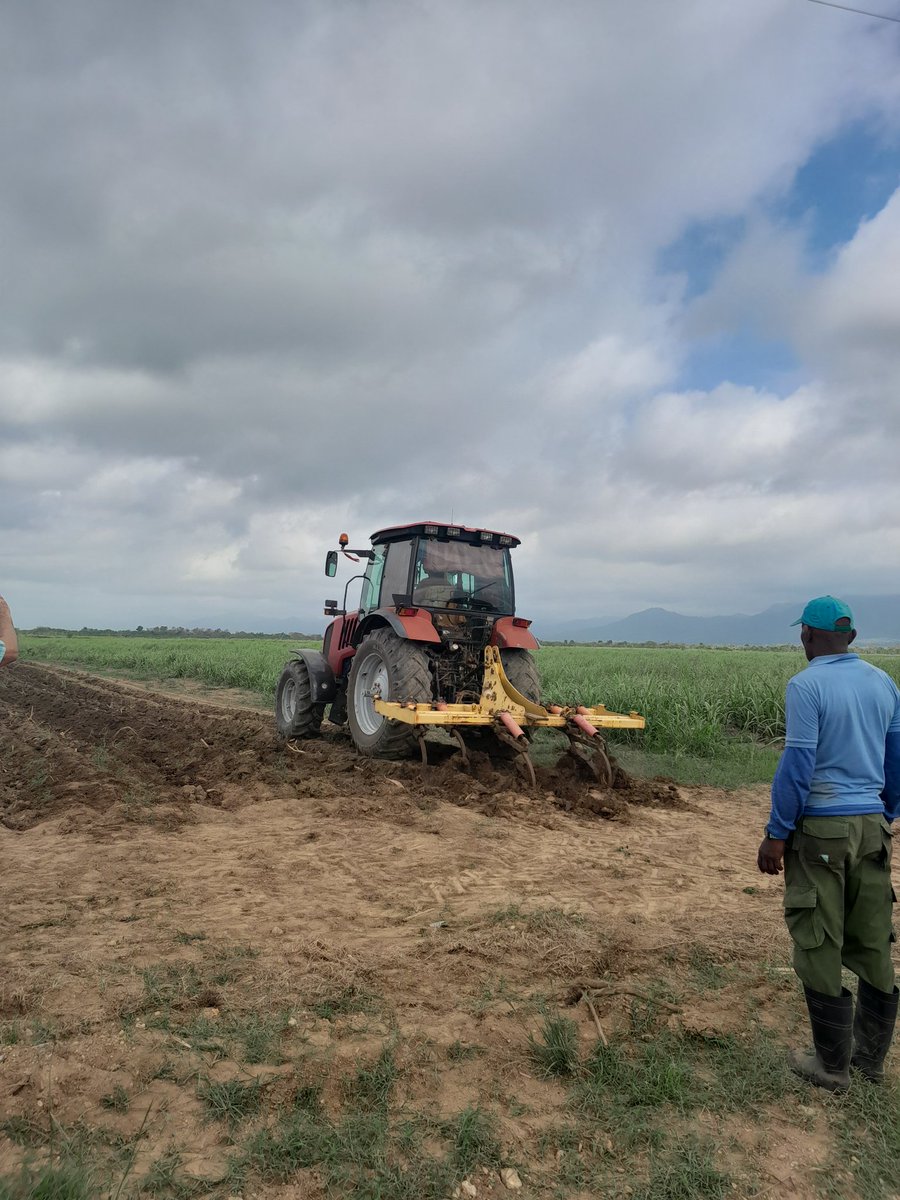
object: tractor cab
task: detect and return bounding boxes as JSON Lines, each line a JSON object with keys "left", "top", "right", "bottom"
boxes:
{"left": 360, "top": 523, "right": 516, "bottom": 616}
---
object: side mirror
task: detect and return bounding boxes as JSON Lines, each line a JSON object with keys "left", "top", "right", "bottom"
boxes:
{"left": 325, "top": 550, "right": 338, "bottom": 578}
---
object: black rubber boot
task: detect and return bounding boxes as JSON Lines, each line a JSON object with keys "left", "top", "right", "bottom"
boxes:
{"left": 789, "top": 986, "right": 853, "bottom": 1091}
{"left": 851, "top": 980, "right": 899, "bottom": 1083}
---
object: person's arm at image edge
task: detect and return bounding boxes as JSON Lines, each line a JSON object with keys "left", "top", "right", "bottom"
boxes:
{"left": 0, "top": 595, "right": 19, "bottom": 666}
{"left": 882, "top": 694, "right": 900, "bottom": 822}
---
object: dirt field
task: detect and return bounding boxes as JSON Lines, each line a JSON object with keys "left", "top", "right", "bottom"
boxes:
{"left": 1, "top": 663, "right": 895, "bottom": 1199}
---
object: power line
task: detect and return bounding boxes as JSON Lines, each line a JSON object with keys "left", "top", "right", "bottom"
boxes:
{"left": 806, "top": 0, "right": 900, "bottom": 23}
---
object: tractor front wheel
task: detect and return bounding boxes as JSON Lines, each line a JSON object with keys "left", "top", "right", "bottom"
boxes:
{"left": 275, "top": 659, "right": 325, "bottom": 740}
{"left": 347, "top": 629, "right": 433, "bottom": 757}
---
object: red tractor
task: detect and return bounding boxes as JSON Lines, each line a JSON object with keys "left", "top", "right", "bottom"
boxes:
{"left": 275, "top": 521, "right": 643, "bottom": 782}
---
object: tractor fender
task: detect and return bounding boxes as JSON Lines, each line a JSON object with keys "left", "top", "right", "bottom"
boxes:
{"left": 357, "top": 608, "right": 441, "bottom": 645}
{"left": 490, "top": 616, "right": 540, "bottom": 651}
{"left": 290, "top": 648, "right": 339, "bottom": 704}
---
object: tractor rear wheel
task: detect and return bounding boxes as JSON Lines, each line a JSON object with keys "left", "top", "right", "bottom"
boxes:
{"left": 347, "top": 628, "right": 433, "bottom": 757}
{"left": 500, "top": 648, "right": 541, "bottom": 703}
{"left": 275, "top": 659, "right": 325, "bottom": 740}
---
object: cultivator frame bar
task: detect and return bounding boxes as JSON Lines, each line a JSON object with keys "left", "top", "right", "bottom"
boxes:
{"left": 373, "top": 646, "right": 645, "bottom": 786}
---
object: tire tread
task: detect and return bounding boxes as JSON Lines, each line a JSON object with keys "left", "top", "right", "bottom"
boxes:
{"left": 275, "top": 659, "right": 324, "bottom": 740}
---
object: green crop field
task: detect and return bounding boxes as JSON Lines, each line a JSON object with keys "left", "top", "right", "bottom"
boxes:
{"left": 18, "top": 634, "right": 900, "bottom": 786}
{"left": 19, "top": 634, "right": 319, "bottom": 697}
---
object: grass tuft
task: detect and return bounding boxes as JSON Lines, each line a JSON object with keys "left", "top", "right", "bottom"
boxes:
{"left": 229, "top": 1012, "right": 286, "bottom": 1065}
{"left": 635, "top": 1139, "right": 731, "bottom": 1200}
{"left": 487, "top": 903, "right": 585, "bottom": 932}
{"left": 446, "top": 1039, "right": 484, "bottom": 1062}
{"left": 99, "top": 1085, "right": 130, "bottom": 1113}
{"left": 173, "top": 930, "right": 207, "bottom": 946}
{"left": 0, "top": 1021, "right": 21, "bottom": 1046}
{"left": 687, "top": 945, "right": 728, "bottom": 989}
{"left": 445, "top": 1105, "right": 503, "bottom": 1174}
{"left": 0, "top": 1162, "right": 95, "bottom": 1200}
{"left": 292, "top": 1082, "right": 323, "bottom": 1112}
{"left": 198, "top": 1076, "right": 263, "bottom": 1125}
{"left": 241, "top": 1111, "right": 337, "bottom": 1180}
{"left": 833, "top": 1077, "right": 900, "bottom": 1198}
{"left": 529, "top": 1013, "right": 580, "bottom": 1078}
{"left": 343, "top": 1045, "right": 398, "bottom": 1111}
{"left": 311, "top": 986, "right": 378, "bottom": 1021}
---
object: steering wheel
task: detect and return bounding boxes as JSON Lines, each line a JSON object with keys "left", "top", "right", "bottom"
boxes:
{"left": 448, "top": 594, "right": 495, "bottom": 612}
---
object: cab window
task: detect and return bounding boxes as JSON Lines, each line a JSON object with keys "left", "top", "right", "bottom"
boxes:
{"left": 380, "top": 540, "right": 414, "bottom": 606}
{"left": 359, "top": 545, "right": 385, "bottom": 611}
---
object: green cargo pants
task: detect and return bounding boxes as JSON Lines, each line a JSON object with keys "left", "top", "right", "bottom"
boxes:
{"left": 784, "top": 813, "right": 896, "bottom": 997}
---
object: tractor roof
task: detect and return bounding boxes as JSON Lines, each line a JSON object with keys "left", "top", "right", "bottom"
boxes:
{"left": 370, "top": 522, "right": 520, "bottom": 548}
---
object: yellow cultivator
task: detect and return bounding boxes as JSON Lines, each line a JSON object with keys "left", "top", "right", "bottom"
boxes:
{"left": 374, "top": 645, "right": 645, "bottom": 786}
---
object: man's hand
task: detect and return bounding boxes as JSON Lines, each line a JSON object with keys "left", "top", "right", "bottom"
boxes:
{"left": 757, "top": 837, "right": 786, "bottom": 875}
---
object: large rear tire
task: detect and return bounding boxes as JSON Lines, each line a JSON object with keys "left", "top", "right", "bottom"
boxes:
{"left": 347, "top": 628, "right": 433, "bottom": 758}
{"left": 500, "top": 648, "right": 541, "bottom": 703}
{"left": 275, "top": 660, "right": 325, "bottom": 740}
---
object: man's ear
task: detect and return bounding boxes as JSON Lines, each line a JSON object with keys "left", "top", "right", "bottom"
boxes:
{"left": 849, "top": 629, "right": 857, "bottom": 646}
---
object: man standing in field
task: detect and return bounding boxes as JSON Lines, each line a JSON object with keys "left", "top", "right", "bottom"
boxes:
{"left": 0, "top": 594, "right": 17, "bottom": 667}
{"left": 758, "top": 597, "right": 900, "bottom": 1090}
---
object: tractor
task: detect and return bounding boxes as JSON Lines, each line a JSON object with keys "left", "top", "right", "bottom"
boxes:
{"left": 274, "top": 522, "right": 644, "bottom": 783}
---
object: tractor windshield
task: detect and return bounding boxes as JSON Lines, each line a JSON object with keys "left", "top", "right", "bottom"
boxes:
{"left": 412, "top": 538, "right": 513, "bottom": 612}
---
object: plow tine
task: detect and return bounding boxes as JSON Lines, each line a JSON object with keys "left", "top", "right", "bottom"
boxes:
{"left": 560, "top": 741, "right": 600, "bottom": 781}
{"left": 592, "top": 739, "right": 614, "bottom": 787}
{"left": 517, "top": 750, "right": 537, "bottom": 789}
{"left": 562, "top": 727, "right": 614, "bottom": 787}
{"left": 416, "top": 728, "right": 428, "bottom": 770}
{"left": 450, "top": 728, "right": 471, "bottom": 771}
{"left": 493, "top": 715, "right": 537, "bottom": 789}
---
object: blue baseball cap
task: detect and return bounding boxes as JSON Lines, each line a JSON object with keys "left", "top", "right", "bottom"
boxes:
{"left": 791, "top": 595, "right": 855, "bottom": 633}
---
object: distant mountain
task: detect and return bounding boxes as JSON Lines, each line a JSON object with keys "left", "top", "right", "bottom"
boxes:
{"left": 175, "top": 595, "right": 900, "bottom": 645}
{"left": 535, "top": 595, "right": 900, "bottom": 646}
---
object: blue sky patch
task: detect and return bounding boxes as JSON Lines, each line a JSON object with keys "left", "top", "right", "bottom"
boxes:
{"left": 775, "top": 118, "right": 900, "bottom": 267}
{"left": 658, "top": 215, "right": 746, "bottom": 301}
{"left": 660, "top": 119, "right": 899, "bottom": 392}
{"left": 659, "top": 122, "right": 899, "bottom": 301}
{"left": 678, "top": 328, "right": 801, "bottom": 394}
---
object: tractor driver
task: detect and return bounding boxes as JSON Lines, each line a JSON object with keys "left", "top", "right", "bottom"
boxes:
{"left": 413, "top": 566, "right": 457, "bottom": 606}
{"left": 413, "top": 544, "right": 461, "bottom": 605}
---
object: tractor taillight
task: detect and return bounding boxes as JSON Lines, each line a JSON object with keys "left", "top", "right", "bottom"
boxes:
{"left": 512, "top": 618, "right": 531, "bottom": 628}
{"left": 397, "top": 606, "right": 420, "bottom": 617}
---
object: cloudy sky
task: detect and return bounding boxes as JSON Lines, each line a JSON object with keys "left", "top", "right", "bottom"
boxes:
{"left": 2, "top": 0, "right": 900, "bottom": 632}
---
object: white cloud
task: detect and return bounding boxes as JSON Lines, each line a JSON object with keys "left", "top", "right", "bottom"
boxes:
{"left": 804, "top": 189, "right": 900, "bottom": 379}
{"left": 3, "top": 1, "right": 900, "bottom": 628}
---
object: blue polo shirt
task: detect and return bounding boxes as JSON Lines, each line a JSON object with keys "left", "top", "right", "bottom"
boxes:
{"left": 775, "top": 654, "right": 900, "bottom": 827}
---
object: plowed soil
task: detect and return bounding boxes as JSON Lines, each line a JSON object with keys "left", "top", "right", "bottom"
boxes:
{"left": 0, "top": 664, "right": 682, "bottom": 834}
{"left": 0, "top": 664, "right": 878, "bottom": 1198}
